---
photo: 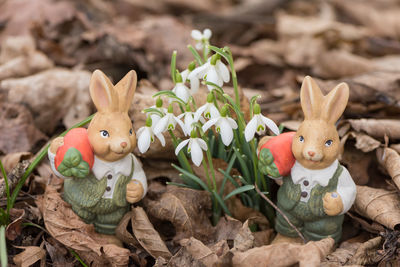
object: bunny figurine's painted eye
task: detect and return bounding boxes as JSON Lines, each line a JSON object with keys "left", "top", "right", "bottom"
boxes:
{"left": 325, "top": 140, "right": 333, "bottom": 147}
{"left": 129, "top": 128, "right": 133, "bottom": 135}
{"left": 299, "top": 135, "right": 304, "bottom": 143}
{"left": 100, "top": 130, "right": 110, "bottom": 138}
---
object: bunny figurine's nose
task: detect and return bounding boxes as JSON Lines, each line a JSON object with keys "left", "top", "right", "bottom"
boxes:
{"left": 121, "top": 142, "right": 127, "bottom": 148}
{"left": 308, "top": 151, "right": 315, "bottom": 157}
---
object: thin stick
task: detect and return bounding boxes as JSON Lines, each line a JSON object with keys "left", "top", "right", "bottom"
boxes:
{"left": 254, "top": 184, "right": 307, "bottom": 243}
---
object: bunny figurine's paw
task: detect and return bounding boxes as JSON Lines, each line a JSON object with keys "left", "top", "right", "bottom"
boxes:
{"left": 323, "top": 192, "right": 343, "bottom": 216}
{"left": 50, "top": 137, "right": 64, "bottom": 154}
{"left": 126, "top": 180, "right": 144, "bottom": 203}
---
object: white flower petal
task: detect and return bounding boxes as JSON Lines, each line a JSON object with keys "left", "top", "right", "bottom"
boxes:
{"left": 245, "top": 117, "right": 258, "bottom": 142}
{"left": 181, "top": 69, "right": 189, "bottom": 82}
{"left": 210, "top": 105, "right": 221, "bottom": 119}
{"left": 191, "top": 30, "right": 202, "bottom": 40}
{"left": 261, "top": 115, "right": 280, "bottom": 135}
{"left": 153, "top": 115, "right": 169, "bottom": 134}
{"left": 156, "top": 133, "right": 166, "bottom": 146}
{"left": 197, "top": 138, "right": 208, "bottom": 151}
{"left": 174, "top": 116, "right": 186, "bottom": 133}
{"left": 174, "top": 83, "right": 190, "bottom": 102}
{"left": 136, "top": 126, "right": 145, "bottom": 136}
{"left": 195, "top": 42, "right": 203, "bottom": 50}
{"left": 190, "top": 140, "right": 203, "bottom": 166}
{"left": 202, "top": 117, "right": 219, "bottom": 132}
{"left": 194, "top": 104, "right": 207, "bottom": 121}
{"left": 205, "top": 67, "right": 221, "bottom": 91}
{"left": 226, "top": 117, "right": 238, "bottom": 129}
{"left": 219, "top": 119, "right": 234, "bottom": 146}
{"left": 175, "top": 139, "right": 190, "bottom": 155}
{"left": 138, "top": 128, "right": 151, "bottom": 153}
{"left": 216, "top": 60, "right": 230, "bottom": 83}
{"left": 190, "top": 76, "right": 199, "bottom": 93}
{"left": 203, "top": 29, "right": 212, "bottom": 39}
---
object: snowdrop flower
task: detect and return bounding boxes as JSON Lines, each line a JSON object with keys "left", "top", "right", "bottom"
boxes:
{"left": 191, "top": 28, "right": 212, "bottom": 50}
{"left": 194, "top": 93, "right": 220, "bottom": 121}
{"left": 172, "top": 72, "right": 192, "bottom": 103}
{"left": 188, "top": 54, "right": 230, "bottom": 92}
{"left": 178, "top": 105, "right": 205, "bottom": 136}
{"left": 245, "top": 104, "right": 280, "bottom": 142}
{"left": 148, "top": 97, "right": 167, "bottom": 127}
{"left": 153, "top": 104, "right": 185, "bottom": 135}
{"left": 175, "top": 131, "right": 208, "bottom": 166}
{"left": 202, "top": 105, "right": 238, "bottom": 146}
{"left": 137, "top": 117, "right": 166, "bottom": 153}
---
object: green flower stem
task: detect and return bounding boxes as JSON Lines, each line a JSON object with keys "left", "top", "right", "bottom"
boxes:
{"left": 9, "top": 114, "right": 95, "bottom": 213}
{"left": 201, "top": 158, "right": 212, "bottom": 189}
{"left": 198, "top": 128, "right": 217, "bottom": 191}
{"left": 0, "top": 225, "right": 7, "bottom": 267}
{"left": 0, "top": 161, "right": 10, "bottom": 220}
{"left": 168, "top": 129, "right": 194, "bottom": 174}
{"left": 187, "top": 45, "right": 203, "bottom": 65}
{"left": 225, "top": 47, "right": 240, "bottom": 107}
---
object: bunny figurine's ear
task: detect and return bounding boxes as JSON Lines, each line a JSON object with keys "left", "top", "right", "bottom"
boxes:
{"left": 89, "top": 70, "right": 118, "bottom": 112}
{"left": 114, "top": 70, "right": 137, "bottom": 112}
{"left": 322, "top": 82, "right": 349, "bottom": 124}
{"left": 300, "top": 76, "right": 324, "bottom": 120}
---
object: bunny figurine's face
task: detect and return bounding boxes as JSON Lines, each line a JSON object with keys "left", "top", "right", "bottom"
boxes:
{"left": 292, "top": 76, "right": 349, "bottom": 170}
{"left": 87, "top": 70, "right": 137, "bottom": 162}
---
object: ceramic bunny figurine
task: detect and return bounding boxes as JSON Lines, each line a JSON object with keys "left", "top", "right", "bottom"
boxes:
{"left": 48, "top": 70, "right": 147, "bottom": 235}
{"left": 258, "top": 76, "right": 356, "bottom": 243}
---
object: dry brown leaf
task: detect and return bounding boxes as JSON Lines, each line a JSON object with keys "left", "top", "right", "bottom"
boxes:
{"left": 352, "top": 132, "right": 381, "bottom": 153}
{"left": 0, "top": 35, "right": 36, "bottom": 64}
{"left": 232, "top": 237, "right": 335, "bottom": 267}
{"left": 252, "top": 229, "right": 274, "bottom": 247}
{"left": 13, "top": 246, "right": 46, "bottom": 267}
{"left": 37, "top": 184, "right": 130, "bottom": 266}
{"left": 44, "top": 239, "right": 73, "bottom": 267}
{"left": 6, "top": 208, "right": 25, "bottom": 241}
{"left": 354, "top": 186, "right": 400, "bottom": 230}
{"left": 323, "top": 241, "right": 360, "bottom": 265}
{"left": 131, "top": 207, "right": 172, "bottom": 259}
{"left": 378, "top": 147, "right": 400, "bottom": 191}
{"left": 349, "top": 236, "right": 383, "bottom": 265}
{"left": 0, "top": 103, "right": 46, "bottom": 154}
{"left": 214, "top": 216, "right": 243, "bottom": 242}
{"left": 144, "top": 186, "right": 214, "bottom": 243}
{"left": 0, "top": 0, "right": 76, "bottom": 41}
{"left": 1, "top": 68, "right": 92, "bottom": 133}
{"left": 313, "top": 50, "right": 374, "bottom": 79}
{"left": 232, "top": 220, "right": 254, "bottom": 252}
{"left": 179, "top": 237, "right": 219, "bottom": 266}
{"left": 1, "top": 151, "right": 32, "bottom": 173}
{"left": 347, "top": 119, "right": 400, "bottom": 140}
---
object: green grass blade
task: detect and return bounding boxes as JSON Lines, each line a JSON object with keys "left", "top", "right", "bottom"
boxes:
{"left": 0, "top": 161, "right": 10, "bottom": 220}
{"left": 172, "top": 164, "right": 210, "bottom": 192}
{"left": 166, "top": 182, "right": 194, "bottom": 189}
{"left": 224, "top": 185, "right": 255, "bottom": 201}
{"left": 187, "top": 45, "right": 203, "bottom": 65}
{"left": 70, "top": 249, "right": 88, "bottom": 267}
{"left": 233, "top": 149, "right": 251, "bottom": 182}
{"left": 0, "top": 225, "right": 7, "bottom": 267}
{"left": 211, "top": 191, "right": 231, "bottom": 216}
{"left": 218, "top": 153, "right": 237, "bottom": 196}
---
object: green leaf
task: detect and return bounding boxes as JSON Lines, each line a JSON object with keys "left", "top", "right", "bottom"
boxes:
{"left": 171, "top": 50, "right": 177, "bottom": 84}
{"left": 211, "top": 191, "right": 231, "bottom": 216}
{"left": 57, "top": 148, "right": 90, "bottom": 178}
{"left": 187, "top": 45, "right": 203, "bottom": 65}
{"left": 0, "top": 225, "right": 7, "bottom": 267}
{"left": 172, "top": 164, "right": 210, "bottom": 192}
{"left": 258, "top": 148, "right": 281, "bottom": 178}
{"left": 166, "top": 182, "right": 194, "bottom": 189}
{"left": 224, "top": 185, "right": 255, "bottom": 201}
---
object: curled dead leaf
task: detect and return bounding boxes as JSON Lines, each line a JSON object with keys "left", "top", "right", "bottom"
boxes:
{"left": 349, "top": 236, "right": 383, "bottom": 265}
{"left": 0, "top": 103, "right": 46, "bottom": 154}
{"left": 1, "top": 152, "right": 32, "bottom": 173}
{"left": 232, "top": 237, "right": 334, "bottom": 267}
{"left": 1, "top": 68, "right": 92, "bottom": 133}
{"left": 377, "top": 147, "right": 400, "bottom": 191}
{"left": 354, "top": 186, "right": 400, "bottom": 230}
{"left": 36, "top": 184, "right": 130, "bottom": 266}
{"left": 144, "top": 186, "right": 214, "bottom": 243}
{"left": 13, "top": 246, "right": 46, "bottom": 267}
{"left": 347, "top": 119, "right": 400, "bottom": 140}
{"left": 6, "top": 208, "right": 25, "bottom": 241}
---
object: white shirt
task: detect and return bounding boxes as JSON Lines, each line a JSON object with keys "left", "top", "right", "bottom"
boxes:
{"left": 291, "top": 160, "right": 356, "bottom": 215}
{"left": 48, "top": 150, "right": 147, "bottom": 199}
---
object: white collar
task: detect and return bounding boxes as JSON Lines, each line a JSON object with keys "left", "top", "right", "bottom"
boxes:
{"left": 291, "top": 160, "right": 339, "bottom": 187}
{"left": 92, "top": 154, "right": 132, "bottom": 180}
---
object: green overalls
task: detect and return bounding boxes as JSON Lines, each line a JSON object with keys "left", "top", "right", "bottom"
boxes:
{"left": 63, "top": 158, "right": 134, "bottom": 234}
{"left": 275, "top": 164, "right": 344, "bottom": 243}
